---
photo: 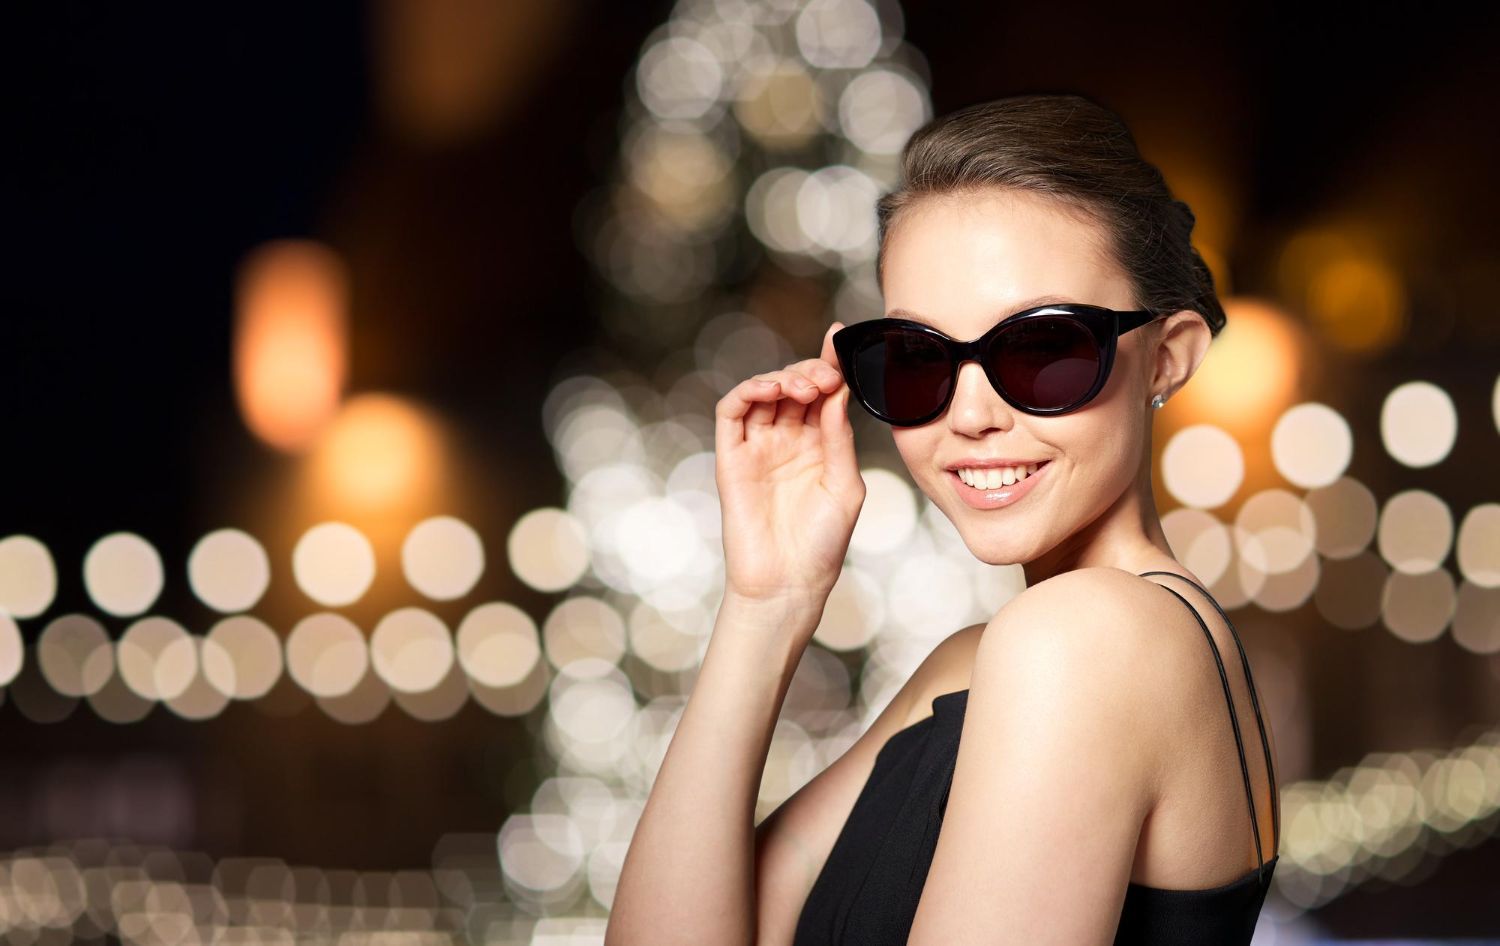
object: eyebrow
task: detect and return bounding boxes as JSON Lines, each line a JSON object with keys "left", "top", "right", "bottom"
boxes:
{"left": 886, "top": 295, "right": 1078, "bottom": 328}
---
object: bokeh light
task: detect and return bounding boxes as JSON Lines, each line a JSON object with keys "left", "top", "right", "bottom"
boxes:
{"left": 1161, "top": 424, "right": 1245, "bottom": 509}
{"left": 402, "top": 515, "right": 485, "bottom": 601}
{"left": 292, "top": 522, "right": 377, "bottom": 607}
{"left": 1456, "top": 503, "right": 1500, "bottom": 588}
{"left": 456, "top": 602, "right": 542, "bottom": 690}
{"left": 1271, "top": 402, "right": 1353, "bottom": 489}
{"left": 116, "top": 617, "right": 197, "bottom": 702}
{"left": 285, "top": 613, "right": 369, "bottom": 698}
{"left": 233, "top": 239, "right": 349, "bottom": 453}
{"left": 370, "top": 607, "right": 456, "bottom": 694}
{"left": 1381, "top": 380, "right": 1458, "bottom": 468}
{"left": 0, "top": 610, "right": 22, "bottom": 688}
{"left": 308, "top": 393, "right": 445, "bottom": 512}
{"left": 83, "top": 533, "right": 165, "bottom": 618}
{"left": 37, "top": 614, "right": 113, "bottom": 698}
{"left": 0, "top": 534, "right": 58, "bottom": 619}
{"left": 188, "top": 528, "right": 272, "bottom": 613}
{"left": 1171, "top": 298, "right": 1301, "bottom": 431}
{"left": 202, "top": 616, "right": 284, "bottom": 700}
{"left": 1377, "top": 490, "right": 1454, "bottom": 574}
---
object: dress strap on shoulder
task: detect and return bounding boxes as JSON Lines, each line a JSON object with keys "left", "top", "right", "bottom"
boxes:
{"left": 1137, "top": 571, "right": 1280, "bottom": 881}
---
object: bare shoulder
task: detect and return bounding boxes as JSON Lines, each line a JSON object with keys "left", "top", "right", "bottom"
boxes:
{"left": 974, "top": 566, "right": 1203, "bottom": 735}
{"left": 983, "top": 566, "right": 1175, "bottom": 656}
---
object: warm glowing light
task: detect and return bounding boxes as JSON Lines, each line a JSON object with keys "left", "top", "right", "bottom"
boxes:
{"left": 541, "top": 598, "right": 626, "bottom": 677}
{"left": 318, "top": 668, "right": 391, "bottom": 724}
{"left": 38, "top": 614, "right": 113, "bottom": 697}
{"left": 117, "top": 617, "right": 196, "bottom": 701}
{"left": 1306, "top": 254, "right": 1406, "bottom": 354}
{"left": 1171, "top": 297, "right": 1301, "bottom": 430}
{"left": 202, "top": 615, "right": 284, "bottom": 699}
{"left": 837, "top": 68, "right": 928, "bottom": 155}
{"left": 402, "top": 516, "right": 485, "bottom": 601}
{"left": 1275, "top": 225, "right": 1406, "bottom": 354}
{"left": 233, "top": 239, "right": 348, "bottom": 453}
{"left": 1452, "top": 582, "right": 1500, "bottom": 654}
{"left": 733, "top": 59, "right": 821, "bottom": 150}
{"left": 308, "top": 393, "right": 443, "bottom": 511}
{"left": 795, "top": 0, "right": 882, "bottom": 70}
{"left": 456, "top": 602, "right": 541, "bottom": 689}
{"left": 1377, "top": 490, "right": 1453, "bottom": 574}
{"left": 188, "top": 528, "right": 272, "bottom": 613}
{"left": 0, "top": 611, "right": 21, "bottom": 687}
{"left": 1304, "top": 477, "right": 1379, "bottom": 560}
{"left": 0, "top": 534, "right": 57, "bottom": 619}
{"left": 1271, "top": 403, "right": 1354, "bottom": 489}
{"left": 1382, "top": 569, "right": 1455, "bottom": 644}
{"left": 370, "top": 607, "right": 455, "bottom": 694}
{"left": 1380, "top": 381, "right": 1458, "bottom": 468}
{"left": 637, "top": 35, "right": 724, "bottom": 122}
{"left": 1155, "top": 511, "right": 1227, "bottom": 590}
{"left": 285, "top": 613, "right": 369, "bottom": 698}
{"left": 797, "top": 165, "right": 880, "bottom": 257}
{"left": 83, "top": 533, "right": 165, "bottom": 618}
{"left": 1456, "top": 504, "right": 1500, "bottom": 588}
{"left": 292, "top": 522, "right": 376, "bottom": 607}
{"left": 624, "top": 125, "right": 733, "bottom": 232}
{"left": 507, "top": 508, "right": 590, "bottom": 593}
{"left": 376, "top": 0, "right": 570, "bottom": 145}
{"left": 1160, "top": 424, "right": 1245, "bottom": 510}
{"left": 1235, "top": 489, "right": 1317, "bottom": 574}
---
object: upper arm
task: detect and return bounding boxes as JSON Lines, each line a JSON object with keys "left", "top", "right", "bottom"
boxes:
{"left": 908, "top": 568, "right": 1165, "bottom": 946}
{"left": 752, "top": 623, "right": 984, "bottom": 946}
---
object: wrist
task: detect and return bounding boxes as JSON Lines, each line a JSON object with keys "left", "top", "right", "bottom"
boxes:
{"left": 717, "top": 587, "right": 827, "bottom": 633}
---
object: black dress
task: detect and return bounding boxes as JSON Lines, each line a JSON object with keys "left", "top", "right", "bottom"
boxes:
{"left": 792, "top": 571, "right": 1280, "bottom": 945}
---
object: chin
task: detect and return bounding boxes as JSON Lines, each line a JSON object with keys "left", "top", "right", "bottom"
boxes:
{"left": 956, "top": 532, "right": 1031, "bottom": 568}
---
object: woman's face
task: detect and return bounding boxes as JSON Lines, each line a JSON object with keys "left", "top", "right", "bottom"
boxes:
{"left": 881, "top": 188, "right": 1158, "bottom": 569}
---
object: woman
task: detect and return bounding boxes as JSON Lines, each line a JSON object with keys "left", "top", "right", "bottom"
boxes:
{"left": 605, "top": 93, "right": 1281, "bottom": 945}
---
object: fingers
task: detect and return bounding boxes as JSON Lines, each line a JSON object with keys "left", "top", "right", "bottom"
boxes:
{"left": 715, "top": 329, "right": 852, "bottom": 451}
{"left": 715, "top": 375, "right": 783, "bottom": 454}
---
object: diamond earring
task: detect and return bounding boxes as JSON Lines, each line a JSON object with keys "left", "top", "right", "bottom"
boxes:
{"left": 1151, "top": 394, "right": 1165, "bottom": 410}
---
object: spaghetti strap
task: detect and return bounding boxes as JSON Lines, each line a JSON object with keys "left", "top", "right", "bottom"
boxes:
{"left": 1137, "top": 571, "right": 1280, "bottom": 885}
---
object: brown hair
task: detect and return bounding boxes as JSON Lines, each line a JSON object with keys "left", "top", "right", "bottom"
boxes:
{"left": 874, "top": 93, "right": 1226, "bottom": 337}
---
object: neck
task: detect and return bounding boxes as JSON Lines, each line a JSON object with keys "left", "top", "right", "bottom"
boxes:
{"left": 1021, "top": 453, "right": 1176, "bottom": 588}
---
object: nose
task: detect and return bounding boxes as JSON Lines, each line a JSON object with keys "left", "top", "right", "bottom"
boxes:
{"left": 945, "top": 358, "right": 1015, "bottom": 436}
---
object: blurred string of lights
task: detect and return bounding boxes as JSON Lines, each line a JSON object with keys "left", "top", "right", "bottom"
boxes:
{"left": 1, "top": 733, "right": 1498, "bottom": 943}
{"left": 3, "top": 0, "right": 1500, "bottom": 938}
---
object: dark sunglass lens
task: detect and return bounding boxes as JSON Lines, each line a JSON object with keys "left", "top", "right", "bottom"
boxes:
{"left": 992, "top": 316, "right": 1101, "bottom": 410}
{"left": 853, "top": 328, "right": 951, "bottom": 422}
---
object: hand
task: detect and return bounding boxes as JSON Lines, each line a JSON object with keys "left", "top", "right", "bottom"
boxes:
{"left": 714, "top": 322, "right": 866, "bottom": 613}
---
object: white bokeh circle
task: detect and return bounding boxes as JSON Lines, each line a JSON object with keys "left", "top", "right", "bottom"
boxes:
{"left": 188, "top": 528, "right": 271, "bottom": 613}
{"left": 84, "top": 532, "right": 165, "bottom": 617}
{"left": 0, "top": 535, "right": 58, "bottom": 619}
{"left": 292, "top": 522, "right": 376, "bottom": 607}
{"left": 402, "top": 516, "right": 485, "bottom": 601}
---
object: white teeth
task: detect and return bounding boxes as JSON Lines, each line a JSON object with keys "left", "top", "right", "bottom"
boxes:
{"left": 957, "top": 463, "right": 1041, "bottom": 489}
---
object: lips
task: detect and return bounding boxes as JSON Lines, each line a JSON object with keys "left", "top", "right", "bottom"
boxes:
{"left": 948, "top": 458, "right": 1052, "bottom": 510}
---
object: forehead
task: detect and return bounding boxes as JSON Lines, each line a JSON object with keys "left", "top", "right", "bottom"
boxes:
{"left": 881, "top": 189, "right": 1128, "bottom": 334}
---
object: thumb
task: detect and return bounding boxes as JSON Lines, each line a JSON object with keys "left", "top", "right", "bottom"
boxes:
{"left": 820, "top": 321, "right": 844, "bottom": 373}
{"left": 819, "top": 380, "right": 860, "bottom": 491}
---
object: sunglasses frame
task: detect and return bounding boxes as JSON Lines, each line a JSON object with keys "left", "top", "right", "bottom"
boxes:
{"left": 832, "top": 303, "right": 1166, "bottom": 426}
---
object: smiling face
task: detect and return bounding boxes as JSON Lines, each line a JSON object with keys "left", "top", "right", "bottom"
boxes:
{"left": 880, "top": 187, "right": 1161, "bottom": 572}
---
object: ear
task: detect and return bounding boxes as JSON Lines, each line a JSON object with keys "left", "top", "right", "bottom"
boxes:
{"left": 1147, "top": 309, "right": 1212, "bottom": 402}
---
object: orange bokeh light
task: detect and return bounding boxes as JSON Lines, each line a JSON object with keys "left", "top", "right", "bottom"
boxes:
{"left": 233, "top": 239, "right": 349, "bottom": 453}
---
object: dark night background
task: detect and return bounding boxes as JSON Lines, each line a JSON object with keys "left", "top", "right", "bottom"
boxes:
{"left": 7, "top": 1, "right": 1500, "bottom": 938}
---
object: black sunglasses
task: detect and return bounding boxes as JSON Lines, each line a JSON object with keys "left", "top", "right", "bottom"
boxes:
{"left": 832, "top": 303, "right": 1165, "bottom": 426}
